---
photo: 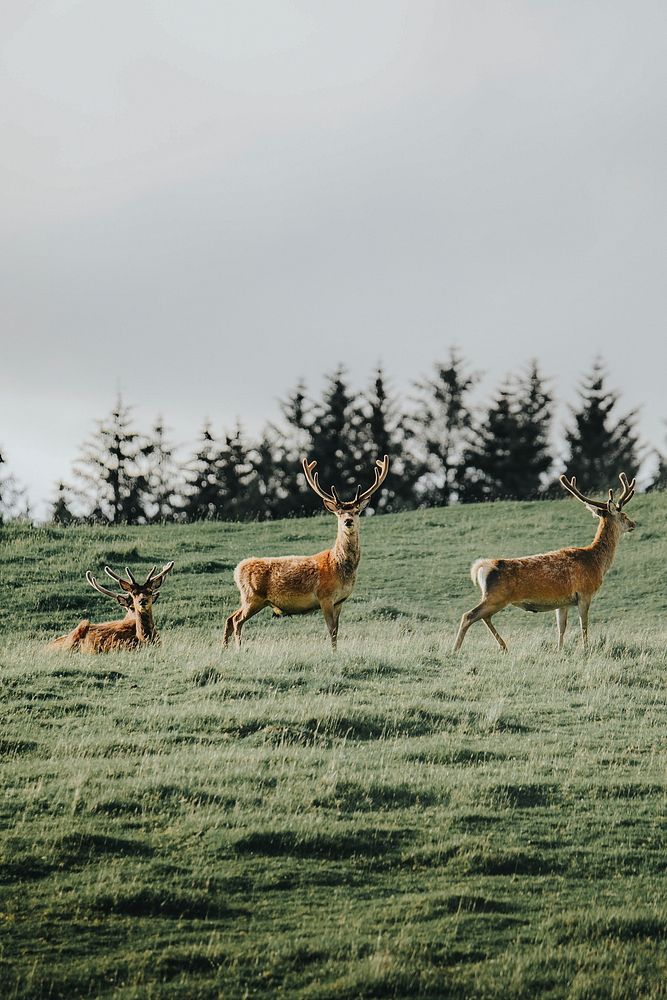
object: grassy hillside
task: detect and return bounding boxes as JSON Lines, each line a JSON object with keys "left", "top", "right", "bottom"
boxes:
{"left": 1, "top": 495, "right": 665, "bottom": 998}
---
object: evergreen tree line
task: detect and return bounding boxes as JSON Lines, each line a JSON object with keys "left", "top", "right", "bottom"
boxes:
{"left": 2, "top": 355, "right": 665, "bottom": 526}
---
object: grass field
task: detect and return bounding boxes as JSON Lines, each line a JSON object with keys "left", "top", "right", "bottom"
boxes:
{"left": 1, "top": 496, "right": 666, "bottom": 998}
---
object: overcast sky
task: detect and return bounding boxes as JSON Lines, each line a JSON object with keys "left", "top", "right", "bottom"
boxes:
{"left": 1, "top": 0, "right": 665, "bottom": 517}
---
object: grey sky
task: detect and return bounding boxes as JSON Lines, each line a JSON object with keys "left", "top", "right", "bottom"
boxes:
{"left": 1, "top": 1, "right": 665, "bottom": 516}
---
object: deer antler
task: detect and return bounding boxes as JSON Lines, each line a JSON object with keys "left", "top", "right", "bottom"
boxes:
{"left": 104, "top": 566, "right": 135, "bottom": 592}
{"left": 357, "top": 456, "right": 390, "bottom": 506}
{"left": 561, "top": 473, "right": 636, "bottom": 513}
{"left": 303, "top": 456, "right": 389, "bottom": 509}
{"left": 616, "top": 472, "right": 635, "bottom": 509}
{"left": 147, "top": 562, "right": 175, "bottom": 589}
{"left": 104, "top": 563, "right": 174, "bottom": 590}
{"left": 559, "top": 475, "right": 610, "bottom": 512}
{"left": 86, "top": 571, "right": 130, "bottom": 605}
{"left": 302, "top": 459, "right": 337, "bottom": 504}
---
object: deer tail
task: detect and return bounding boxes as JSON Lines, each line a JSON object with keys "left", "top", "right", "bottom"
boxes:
{"left": 470, "top": 559, "right": 495, "bottom": 594}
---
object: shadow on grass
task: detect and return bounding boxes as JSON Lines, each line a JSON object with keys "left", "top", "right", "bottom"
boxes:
{"left": 188, "top": 665, "right": 225, "bottom": 686}
{"left": 404, "top": 748, "right": 509, "bottom": 766}
{"left": 458, "top": 848, "right": 562, "bottom": 876}
{"left": 589, "top": 782, "right": 665, "bottom": 799}
{"left": 423, "top": 893, "right": 516, "bottom": 916}
{"left": 342, "top": 661, "right": 403, "bottom": 681}
{"left": 314, "top": 780, "right": 441, "bottom": 812}
{"left": 0, "top": 738, "right": 39, "bottom": 756}
{"left": 178, "top": 559, "right": 236, "bottom": 574}
{"left": 476, "top": 783, "right": 557, "bottom": 809}
{"left": 232, "top": 827, "right": 410, "bottom": 860}
{"left": 91, "top": 888, "right": 249, "bottom": 920}
{"left": 550, "top": 911, "right": 667, "bottom": 944}
{"left": 54, "top": 831, "right": 154, "bottom": 864}
{"left": 405, "top": 840, "right": 561, "bottom": 876}
{"left": 49, "top": 667, "right": 127, "bottom": 685}
{"left": 34, "top": 593, "right": 90, "bottom": 612}
{"left": 364, "top": 605, "right": 431, "bottom": 622}
{"left": 91, "top": 782, "right": 252, "bottom": 816}
{"left": 250, "top": 710, "right": 461, "bottom": 747}
{"left": 0, "top": 856, "right": 54, "bottom": 883}
{"left": 91, "top": 545, "right": 141, "bottom": 564}
{"left": 450, "top": 813, "right": 503, "bottom": 831}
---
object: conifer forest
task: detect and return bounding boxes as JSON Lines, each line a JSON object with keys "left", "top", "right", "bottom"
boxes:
{"left": 1, "top": 355, "right": 662, "bottom": 525}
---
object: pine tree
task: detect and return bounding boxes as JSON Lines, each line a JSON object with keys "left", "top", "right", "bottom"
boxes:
{"left": 647, "top": 423, "right": 667, "bottom": 491}
{"left": 280, "top": 380, "right": 312, "bottom": 455}
{"left": 648, "top": 454, "right": 667, "bottom": 491}
{"left": 410, "top": 351, "right": 478, "bottom": 506}
{"left": 250, "top": 428, "right": 293, "bottom": 520}
{"left": 182, "top": 423, "right": 223, "bottom": 521}
{"left": 459, "top": 382, "right": 522, "bottom": 502}
{"left": 71, "top": 395, "right": 151, "bottom": 523}
{"left": 275, "top": 369, "right": 362, "bottom": 514}
{"left": 305, "top": 367, "right": 365, "bottom": 508}
{"left": 50, "top": 481, "right": 77, "bottom": 525}
{"left": 144, "top": 419, "right": 181, "bottom": 522}
{"left": 357, "top": 368, "right": 422, "bottom": 510}
{"left": 459, "top": 365, "right": 553, "bottom": 502}
{"left": 216, "top": 424, "right": 256, "bottom": 520}
{"left": 563, "top": 360, "right": 641, "bottom": 491}
{"left": 510, "top": 362, "right": 553, "bottom": 497}
{"left": 278, "top": 379, "right": 315, "bottom": 513}
{"left": 0, "top": 448, "right": 27, "bottom": 523}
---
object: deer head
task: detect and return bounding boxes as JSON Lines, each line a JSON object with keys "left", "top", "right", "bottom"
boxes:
{"left": 86, "top": 562, "right": 175, "bottom": 615}
{"left": 560, "top": 473, "right": 636, "bottom": 532}
{"left": 302, "top": 456, "right": 390, "bottom": 531}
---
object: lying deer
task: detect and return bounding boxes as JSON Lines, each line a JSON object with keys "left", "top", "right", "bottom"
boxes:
{"left": 223, "top": 456, "right": 389, "bottom": 650}
{"left": 48, "top": 563, "right": 174, "bottom": 652}
{"left": 454, "top": 473, "right": 636, "bottom": 652}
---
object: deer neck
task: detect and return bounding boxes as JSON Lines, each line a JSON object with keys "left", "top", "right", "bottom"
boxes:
{"left": 332, "top": 521, "right": 361, "bottom": 577}
{"left": 134, "top": 609, "right": 157, "bottom": 643}
{"left": 588, "top": 516, "right": 623, "bottom": 574}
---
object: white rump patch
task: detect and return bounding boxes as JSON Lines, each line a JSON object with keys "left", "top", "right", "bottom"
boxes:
{"left": 470, "top": 558, "right": 494, "bottom": 593}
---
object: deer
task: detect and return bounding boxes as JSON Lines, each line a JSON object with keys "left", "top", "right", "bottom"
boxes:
{"left": 48, "top": 563, "right": 174, "bottom": 652}
{"left": 223, "top": 456, "right": 390, "bottom": 651}
{"left": 453, "top": 473, "right": 636, "bottom": 653}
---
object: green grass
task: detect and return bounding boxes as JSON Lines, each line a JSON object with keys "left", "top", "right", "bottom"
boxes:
{"left": 1, "top": 496, "right": 666, "bottom": 998}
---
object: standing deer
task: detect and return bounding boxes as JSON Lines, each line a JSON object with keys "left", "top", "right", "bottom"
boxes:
{"left": 48, "top": 563, "right": 174, "bottom": 652}
{"left": 453, "top": 473, "right": 636, "bottom": 652}
{"left": 223, "top": 456, "right": 389, "bottom": 650}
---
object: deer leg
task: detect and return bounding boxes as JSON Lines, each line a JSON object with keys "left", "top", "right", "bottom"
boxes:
{"left": 232, "top": 601, "right": 266, "bottom": 649}
{"left": 482, "top": 616, "right": 508, "bottom": 652}
{"left": 332, "top": 602, "right": 343, "bottom": 644}
{"left": 556, "top": 607, "right": 568, "bottom": 650}
{"left": 223, "top": 611, "right": 238, "bottom": 648}
{"left": 577, "top": 596, "right": 591, "bottom": 649}
{"left": 454, "top": 600, "right": 504, "bottom": 651}
{"left": 320, "top": 599, "right": 338, "bottom": 651}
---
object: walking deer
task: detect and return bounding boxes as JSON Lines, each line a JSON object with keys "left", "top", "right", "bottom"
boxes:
{"left": 48, "top": 563, "right": 174, "bottom": 652}
{"left": 223, "top": 456, "right": 389, "bottom": 650}
{"left": 453, "top": 473, "right": 636, "bottom": 652}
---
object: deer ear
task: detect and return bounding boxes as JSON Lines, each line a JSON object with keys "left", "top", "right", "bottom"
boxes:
{"left": 323, "top": 499, "right": 338, "bottom": 514}
{"left": 357, "top": 497, "right": 371, "bottom": 512}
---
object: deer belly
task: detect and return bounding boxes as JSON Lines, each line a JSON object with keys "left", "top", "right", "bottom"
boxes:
{"left": 271, "top": 594, "right": 320, "bottom": 616}
{"left": 514, "top": 599, "right": 573, "bottom": 614}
